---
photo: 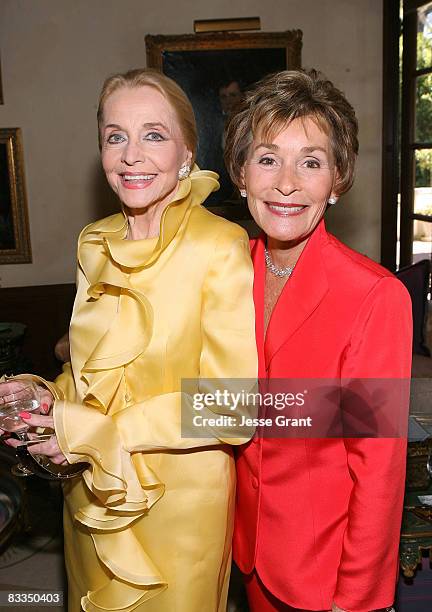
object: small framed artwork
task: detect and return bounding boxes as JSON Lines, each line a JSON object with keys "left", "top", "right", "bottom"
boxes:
{"left": 0, "top": 128, "right": 32, "bottom": 264}
{"left": 146, "top": 30, "right": 302, "bottom": 220}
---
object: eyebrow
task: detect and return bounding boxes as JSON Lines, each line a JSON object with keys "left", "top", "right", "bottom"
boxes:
{"left": 302, "top": 146, "right": 329, "bottom": 155}
{"left": 253, "top": 143, "right": 329, "bottom": 155}
{"left": 103, "top": 122, "right": 170, "bottom": 131}
{"left": 253, "top": 143, "right": 278, "bottom": 153}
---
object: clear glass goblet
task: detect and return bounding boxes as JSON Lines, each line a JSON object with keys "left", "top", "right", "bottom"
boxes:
{"left": 0, "top": 380, "right": 40, "bottom": 477}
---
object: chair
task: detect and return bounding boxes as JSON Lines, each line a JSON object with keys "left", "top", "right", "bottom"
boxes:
{"left": 395, "top": 259, "right": 431, "bottom": 356}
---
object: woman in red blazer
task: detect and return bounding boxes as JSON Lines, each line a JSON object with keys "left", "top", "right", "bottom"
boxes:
{"left": 224, "top": 70, "right": 412, "bottom": 612}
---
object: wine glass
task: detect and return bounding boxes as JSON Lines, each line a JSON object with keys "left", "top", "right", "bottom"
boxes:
{"left": 0, "top": 380, "right": 40, "bottom": 476}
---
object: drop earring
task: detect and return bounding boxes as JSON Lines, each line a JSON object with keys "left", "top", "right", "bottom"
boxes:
{"left": 178, "top": 164, "right": 191, "bottom": 180}
{"left": 328, "top": 196, "right": 337, "bottom": 206}
{"left": 239, "top": 189, "right": 247, "bottom": 198}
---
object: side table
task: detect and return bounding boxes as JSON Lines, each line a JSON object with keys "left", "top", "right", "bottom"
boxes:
{"left": 400, "top": 417, "right": 432, "bottom": 577}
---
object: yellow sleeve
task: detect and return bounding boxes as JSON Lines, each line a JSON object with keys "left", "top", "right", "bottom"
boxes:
{"left": 54, "top": 362, "right": 76, "bottom": 399}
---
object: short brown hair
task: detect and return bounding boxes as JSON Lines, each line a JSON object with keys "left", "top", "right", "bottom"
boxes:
{"left": 224, "top": 69, "right": 358, "bottom": 195}
{"left": 97, "top": 68, "right": 197, "bottom": 162}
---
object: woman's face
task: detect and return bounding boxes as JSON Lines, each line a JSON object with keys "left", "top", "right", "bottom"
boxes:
{"left": 242, "top": 116, "right": 339, "bottom": 245}
{"left": 101, "top": 86, "right": 191, "bottom": 212}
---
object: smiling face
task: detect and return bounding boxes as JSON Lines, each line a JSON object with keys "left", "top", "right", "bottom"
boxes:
{"left": 243, "top": 116, "right": 339, "bottom": 248}
{"left": 100, "top": 85, "right": 192, "bottom": 213}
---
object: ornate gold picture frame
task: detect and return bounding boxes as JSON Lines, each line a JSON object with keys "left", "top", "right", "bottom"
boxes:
{"left": 146, "top": 30, "right": 302, "bottom": 220}
{"left": 0, "top": 128, "right": 32, "bottom": 264}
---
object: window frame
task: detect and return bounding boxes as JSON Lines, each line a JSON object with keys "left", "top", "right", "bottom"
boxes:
{"left": 381, "top": 0, "right": 432, "bottom": 269}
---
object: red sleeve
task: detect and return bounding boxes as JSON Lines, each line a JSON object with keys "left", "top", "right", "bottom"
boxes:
{"left": 334, "top": 276, "right": 412, "bottom": 612}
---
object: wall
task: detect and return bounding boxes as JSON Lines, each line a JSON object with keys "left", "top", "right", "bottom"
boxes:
{"left": 0, "top": 0, "right": 383, "bottom": 287}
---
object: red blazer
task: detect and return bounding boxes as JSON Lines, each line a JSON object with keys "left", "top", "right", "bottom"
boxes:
{"left": 234, "top": 220, "right": 412, "bottom": 612}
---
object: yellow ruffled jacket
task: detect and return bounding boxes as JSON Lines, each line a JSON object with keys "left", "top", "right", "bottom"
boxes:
{"left": 44, "top": 170, "right": 257, "bottom": 611}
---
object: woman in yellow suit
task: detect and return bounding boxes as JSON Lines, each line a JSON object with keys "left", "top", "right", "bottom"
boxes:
{"left": 2, "top": 69, "right": 257, "bottom": 611}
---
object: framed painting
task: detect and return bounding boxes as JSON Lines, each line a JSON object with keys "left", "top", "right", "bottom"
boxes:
{"left": 0, "top": 55, "right": 3, "bottom": 105}
{"left": 146, "top": 30, "right": 302, "bottom": 220}
{"left": 0, "top": 128, "right": 32, "bottom": 264}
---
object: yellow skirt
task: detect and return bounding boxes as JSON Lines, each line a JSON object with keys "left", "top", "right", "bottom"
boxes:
{"left": 62, "top": 447, "right": 235, "bottom": 612}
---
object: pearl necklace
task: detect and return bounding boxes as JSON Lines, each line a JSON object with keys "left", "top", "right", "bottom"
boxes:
{"left": 264, "top": 248, "right": 295, "bottom": 278}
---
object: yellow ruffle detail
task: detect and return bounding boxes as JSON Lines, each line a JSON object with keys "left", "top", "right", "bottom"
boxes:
{"left": 53, "top": 168, "right": 220, "bottom": 610}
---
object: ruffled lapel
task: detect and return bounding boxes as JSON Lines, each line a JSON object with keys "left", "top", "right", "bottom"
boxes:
{"left": 84, "top": 168, "right": 219, "bottom": 272}
{"left": 73, "top": 168, "right": 219, "bottom": 414}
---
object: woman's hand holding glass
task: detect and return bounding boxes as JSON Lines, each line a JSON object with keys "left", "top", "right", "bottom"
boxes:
{"left": 0, "top": 379, "right": 53, "bottom": 414}
{"left": 4, "top": 412, "right": 67, "bottom": 466}
{"left": 0, "top": 379, "right": 67, "bottom": 474}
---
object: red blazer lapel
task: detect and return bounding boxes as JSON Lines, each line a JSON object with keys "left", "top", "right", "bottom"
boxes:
{"left": 250, "top": 234, "right": 267, "bottom": 378}
{"left": 263, "top": 220, "right": 330, "bottom": 369}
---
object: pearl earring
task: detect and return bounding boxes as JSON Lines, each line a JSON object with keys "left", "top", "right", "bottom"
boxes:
{"left": 240, "top": 189, "right": 247, "bottom": 198}
{"left": 328, "top": 196, "right": 337, "bottom": 206}
{"left": 178, "top": 164, "right": 191, "bottom": 180}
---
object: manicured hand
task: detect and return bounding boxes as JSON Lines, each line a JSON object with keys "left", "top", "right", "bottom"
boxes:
{"left": 0, "top": 381, "right": 53, "bottom": 437}
{"left": 5, "top": 412, "right": 67, "bottom": 465}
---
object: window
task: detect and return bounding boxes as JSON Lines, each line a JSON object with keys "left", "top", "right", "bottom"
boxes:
{"left": 400, "top": 0, "right": 432, "bottom": 268}
{"left": 382, "top": 0, "right": 432, "bottom": 275}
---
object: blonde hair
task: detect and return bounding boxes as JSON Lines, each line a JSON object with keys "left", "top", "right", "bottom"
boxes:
{"left": 97, "top": 68, "right": 197, "bottom": 162}
{"left": 224, "top": 69, "right": 359, "bottom": 195}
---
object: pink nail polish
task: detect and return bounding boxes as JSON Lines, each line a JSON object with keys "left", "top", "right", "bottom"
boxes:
{"left": 42, "top": 402, "right": 49, "bottom": 412}
{"left": 19, "top": 411, "right": 31, "bottom": 419}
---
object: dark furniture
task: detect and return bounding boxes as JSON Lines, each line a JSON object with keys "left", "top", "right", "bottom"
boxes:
{"left": 394, "top": 260, "right": 432, "bottom": 576}
{"left": 400, "top": 416, "right": 432, "bottom": 577}
{"left": 0, "top": 283, "right": 75, "bottom": 380}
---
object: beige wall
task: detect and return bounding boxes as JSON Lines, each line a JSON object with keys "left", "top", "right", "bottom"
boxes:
{"left": 0, "top": 0, "right": 383, "bottom": 287}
